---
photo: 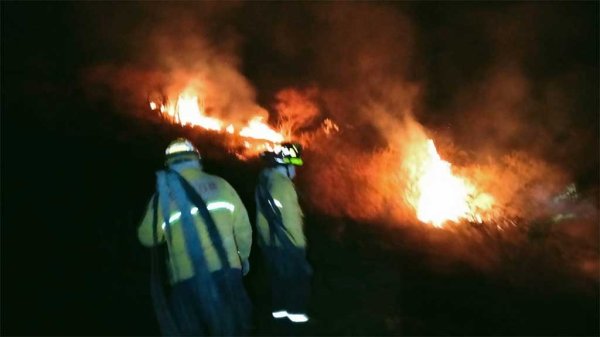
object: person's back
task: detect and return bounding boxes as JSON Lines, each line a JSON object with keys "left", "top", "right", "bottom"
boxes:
{"left": 256, "top": 167, "right": 306, "bottom": 251}
{"left": 255, "top": 143, "right": 312, "bottom": 332}
{"left": 139, "top": 161, "right": 252, "bottom": 282}
{"left": 138, "top": 138, "right": 252, "bottom": 336}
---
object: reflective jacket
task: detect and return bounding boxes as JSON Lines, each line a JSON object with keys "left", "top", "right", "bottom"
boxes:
{"left": 138, "top": 163, "right": 252, "bottom": 284}
{"left": 256, "top": 168, "right": 306, "bottom": 249}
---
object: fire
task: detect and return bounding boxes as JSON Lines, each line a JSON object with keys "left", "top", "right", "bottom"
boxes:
{"left": 239, "top": 117, "right": 285, "bottom": 143}
{"left": 405, "top": 139, "right": 494, "bottom": 227}
{"left": 154, "top": 94, "right": 224, "bottom": 131}
{"left": 150, "top": 90, "right": 287, "bottom": 151}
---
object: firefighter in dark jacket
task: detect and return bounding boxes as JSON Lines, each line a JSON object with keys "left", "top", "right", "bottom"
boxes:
{"left": 255, "top": 142, "right": 312, "bottom": 326}
{"left": 138, "top": 138, "right": 253, "bottom": 336}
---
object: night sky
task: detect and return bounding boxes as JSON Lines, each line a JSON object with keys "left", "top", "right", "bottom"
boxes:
{"left": 2, "top": 2, "right": 599, "bottom": 336}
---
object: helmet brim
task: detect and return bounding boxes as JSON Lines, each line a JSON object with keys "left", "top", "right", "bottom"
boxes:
{"left": 165, "top": 152, "right": 200, "bottom": 166}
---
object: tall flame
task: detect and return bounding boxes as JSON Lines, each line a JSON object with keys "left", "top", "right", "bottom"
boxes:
{"left": 406, "top": 139, "right": 494, "bottom": 227}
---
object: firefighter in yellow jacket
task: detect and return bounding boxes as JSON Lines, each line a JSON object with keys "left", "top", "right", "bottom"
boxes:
{"left": 255, "top": 142, "right": 312, "bottom": 327}
{"left": 138, "top": 138, "right": 252, "bottom": 336}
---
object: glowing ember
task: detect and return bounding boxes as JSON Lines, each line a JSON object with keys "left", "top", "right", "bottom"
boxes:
{"left": 239, "top": 117, "right": 285, "bottom": 143}
{"left": 406, "top": 139, "right": 494, "bottom": 227}
{"left": 322, "top": 118, "right": 340, "bottom": 135}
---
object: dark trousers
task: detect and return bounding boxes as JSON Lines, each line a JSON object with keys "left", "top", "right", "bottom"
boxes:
{"left": 169, "top": 268, "right": 252, "bottom": 336}
{"left": 264, "top": 247, "right": 312, "bottom": 316}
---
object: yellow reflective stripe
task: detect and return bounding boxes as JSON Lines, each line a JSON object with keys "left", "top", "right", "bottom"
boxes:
{"left": 160, "top": 202, "right": 235, "bottom": 229}
{"left": 161, "top": 211, "right": 182, "bottom": 230}
{"left": 169, "top": 212, "right": 182, "bottom": 222}
{"left": 207, "top": 201, "right": 235, "bottom": 212}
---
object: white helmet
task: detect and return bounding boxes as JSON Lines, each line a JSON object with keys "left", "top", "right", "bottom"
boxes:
{"left": 165, "top": 138, "right": 201, "bottom": 166}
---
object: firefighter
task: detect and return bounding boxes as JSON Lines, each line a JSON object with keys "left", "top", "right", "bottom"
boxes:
{"left": 255, "top": 142, "right": 313, "bottom": 329}
{"left": 138, "top": 138, "right": 252, "bottom": 336}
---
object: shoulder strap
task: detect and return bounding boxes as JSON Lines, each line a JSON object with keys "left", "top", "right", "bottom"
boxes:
{"left": 256, "top": 173, "right": 312, "bottom": 275}
{"left": 170, "top": 170, "right": 230, "bottom": 269}
{"left": 256, "top": 172, "right": 298, "bottom": 248}
{"left": 169, "top": 170, "right": 245, "bottom": 335}
{"left": 162, "top": 170, "right": 229, "bottom": 335}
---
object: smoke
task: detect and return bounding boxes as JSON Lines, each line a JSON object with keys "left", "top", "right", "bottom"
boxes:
{"left": 258, "top": 3, "right": 424, "bottom": 223}
{"left": 310, "top": 4, "right": 420, "bottom": 140}
{"left": 288, "top": 3, "right": 597, "bottom": 220}
{"left": 82, "top": 2, "right": 269, "bottom": 124}
{"left": 273, "top": 87, "right": 320, "bottom": 140}
{"left": 415, "top": 5, "right": 599, "bottom": 282}
{"left": 423, "top": 3, "right": 598, "bottom": 182}
{"left": 282, "top": 3, "right": 598, "bottom": 284}
{"left": 77, "top": 2, "right": 597, "bottom": 281}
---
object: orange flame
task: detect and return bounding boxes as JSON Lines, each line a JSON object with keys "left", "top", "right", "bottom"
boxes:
{"left": 239, "top": 117, "right": 285, "bottom": 143}
{"left": 155, "top": 94, "right": 224, "bottom": 131}
{"left": 151, "top": 90, "right": 287, "bottom": 152}
{"left": 405, "top": 139, "right": 494, "bottom": 227}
